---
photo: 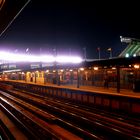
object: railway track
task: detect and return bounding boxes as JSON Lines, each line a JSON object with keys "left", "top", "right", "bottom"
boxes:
{"left": 0, "top": 97, "right": 63, "bottom": 140}
{"left": 13, "top": 86, "right": 140, "bottom": 125}
{"left": 0, "top": 109, "right": 28, "bottom": 140}
{"left": 0, "top": 92, "right": 101, "bottom": 140}
{"left": 6, "top": 87, "right": 140, "bottom": 127}
{"left": 14, "top": 85, "right": 140, "bottom": 126}
{"left": 1, "top": 88, "right": 140, "bottom": 139}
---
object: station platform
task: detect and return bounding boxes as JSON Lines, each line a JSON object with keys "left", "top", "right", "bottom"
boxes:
{"left": 1, "top": 80, "right": 140, "bottom": 115}
{"left": 5, "top": 80, "right": 140, "bottom": 99}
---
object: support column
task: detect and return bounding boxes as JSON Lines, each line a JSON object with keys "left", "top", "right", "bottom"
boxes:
{"left": 116, "top": 65, "right": 120, "bottom": 93}
{"left": 43, "top": 71, "right": 46, "bottom": 84}
{"left": 35, "top": 72, "right": 37, "bottom": 83}
{"left": 77, "top": 68, "right": 80, "bottom": 88}
{"left": 57, "top": 70, "right": 60, "bottom": 86}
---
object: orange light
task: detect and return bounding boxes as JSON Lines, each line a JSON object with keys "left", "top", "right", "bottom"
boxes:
{"left": 94, "top": 67, "right": 98, "bottom": 70}
{"left": 80, "top": 68, "right": 84, "bottom": 71}
{"left": 134, "top": 64, "right": 140, "bottom": 69}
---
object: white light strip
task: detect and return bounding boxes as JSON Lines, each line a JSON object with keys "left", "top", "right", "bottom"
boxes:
{"left": 0, "top": 51, "right": 82, "bottom": 63}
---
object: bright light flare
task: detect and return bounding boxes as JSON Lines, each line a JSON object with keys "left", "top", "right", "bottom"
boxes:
{"left": 0, "top": 51, "right": 82, "bottom": 64}
{"left": 40, "top": 55, "right": 55, "bottom": 62}
{"left": 0, "top": 51, "right": 38, "bottom": 62}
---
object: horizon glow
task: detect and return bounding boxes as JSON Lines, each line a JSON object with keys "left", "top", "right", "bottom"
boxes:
{"left": 0, "top": 51, "right": 82, "bottom": 64}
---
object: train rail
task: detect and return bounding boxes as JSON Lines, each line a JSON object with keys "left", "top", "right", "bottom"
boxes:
{"left": 7, "top": 86, "right": 140, "bottom": 126}
{"left": 1, "top": 88, "right": 140, "bottom": 139}
{"left": 0, "top": 109, "right": 28, "bottom": 140}
{"left": 1, "top": 95, "right": 85, "bottom": 140}
{"left": 5, "top": 87, "right": 140, "bottom": 127}
{"left": 0, "top": 97, "right": 62, "bottom": 140}
{"left": 0, "top": 92, "right": 101, "bottom": 140}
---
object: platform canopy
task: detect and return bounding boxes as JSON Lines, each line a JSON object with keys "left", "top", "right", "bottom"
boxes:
{"left": 0, "top": 0, "right": 30, "bottom": 36}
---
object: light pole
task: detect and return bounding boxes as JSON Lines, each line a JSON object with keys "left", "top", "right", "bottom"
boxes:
{"left": 107, "top": 48, "right": 112, "bottom": 58}
{"left": 53, "top": 48, "right": 56, "bottom": 84}
{"left": 110, "top": 50, "right": 112, "bottom": 58}
{"left": 53, "top": 48, "right": 60, "bottom": 86}
{"left": 83, "top": 47, "right": 87, "bottom": 61}
{"left": 97, "top": 47, "right": 101, "bottom": 59}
